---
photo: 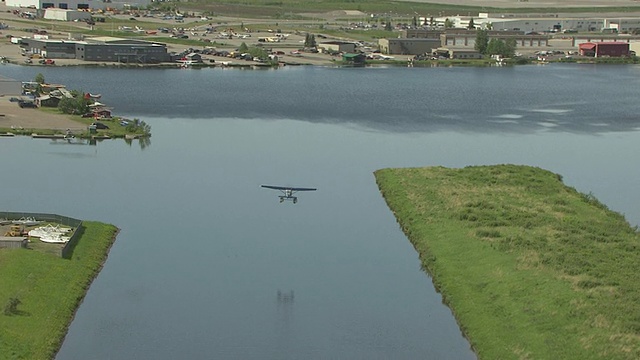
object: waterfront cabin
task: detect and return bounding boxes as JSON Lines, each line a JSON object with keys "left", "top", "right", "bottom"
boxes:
{"left": 342, "top": 53, "right": 366, "bottom": 65}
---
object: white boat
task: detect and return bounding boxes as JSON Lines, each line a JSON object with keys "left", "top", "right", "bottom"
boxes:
{"left": 39, "top": 233, "right": 70, "bottom": 244}
{"left": 12, "top": 217, "right": 42, "bottom": 226}
{"left": 28, "top": 224, "right": 72, "bottom": 238}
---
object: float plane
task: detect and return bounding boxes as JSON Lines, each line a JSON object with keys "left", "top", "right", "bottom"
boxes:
{"left": 261, "top": 185, "right": 317, "bottom": 204}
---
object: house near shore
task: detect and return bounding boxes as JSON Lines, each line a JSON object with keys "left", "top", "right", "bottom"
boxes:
{"left": 36, "top": 95, "right": 60, "bottom": 107}
{"left": 92, "top": 109, "right": 112, "bottom": 119}
{"left": 35, "top": 87, "right": 73, "bottom": 107}
{"left": 342, "top": 53, "right": 366, "bottom": 65}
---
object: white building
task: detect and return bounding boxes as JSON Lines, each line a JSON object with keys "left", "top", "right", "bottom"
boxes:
{"left": 44, "top": 8, "right": 91, "bottom": 21}
{"left": 6, "top": 0, "right": 151, "bottom": 10}
{"left": 603, "top": 18, "right": 640, "bottom": 33}
{"left": 419, "top": 13, "right": 640, "bottom": 33}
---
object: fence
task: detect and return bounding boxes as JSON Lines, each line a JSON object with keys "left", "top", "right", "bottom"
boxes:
{"left": 0, "top": 211, "right": 83, "bottom": 259}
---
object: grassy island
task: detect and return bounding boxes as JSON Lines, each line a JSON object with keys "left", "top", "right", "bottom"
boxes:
{"left": 374, "top": 164, "right": 640, "bottom": 360}
{"left": 0, "top": 221, "right": 118, "bottom": 360}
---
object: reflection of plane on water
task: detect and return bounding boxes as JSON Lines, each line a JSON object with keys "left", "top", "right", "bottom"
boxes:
{"left": 261, "top": 185, "right": 316, "bottom": 204}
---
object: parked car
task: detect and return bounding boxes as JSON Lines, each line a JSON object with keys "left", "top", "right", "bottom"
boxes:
{"left": 92, "top": 122, "right": 109, "bottom": 129}
{"left": 18, "top": 100, "right": 37, "bottom": 108}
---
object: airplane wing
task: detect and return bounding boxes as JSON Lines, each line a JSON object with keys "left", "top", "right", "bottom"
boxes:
{"left": 261, "top": 185, "right": 288, "bottom": 190}
{"left": 261, "top": 185, "right": 316, "bottom": 191}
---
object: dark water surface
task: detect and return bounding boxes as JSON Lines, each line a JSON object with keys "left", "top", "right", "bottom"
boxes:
{"left": 1, "top": 64, "right": 639, "bottom": 359}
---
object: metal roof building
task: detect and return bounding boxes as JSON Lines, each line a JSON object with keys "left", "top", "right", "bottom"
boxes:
{"left": 6, "top": 0, "right": 151, "bottom": 10}
{"left": 579, "top": 42, "right": 630, "bottom": 57}
{"left": 23, "top": 37, "right": 171, "bottom": 63}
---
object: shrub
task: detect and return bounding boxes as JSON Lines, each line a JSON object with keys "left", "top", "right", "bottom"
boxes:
{"left": 3, "top": 297, "right": 21, "bottom": 316}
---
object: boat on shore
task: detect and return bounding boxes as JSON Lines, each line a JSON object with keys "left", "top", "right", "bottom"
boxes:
{"left": 12, "top": 217, "right": 41, "bottom": 226}
{"left": 39, "top": 233, "right": 70, "bottom": 243}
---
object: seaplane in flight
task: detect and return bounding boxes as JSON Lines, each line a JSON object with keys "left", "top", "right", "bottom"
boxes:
{"left": 261, "top": 185, "right": 317, "bottom": 204}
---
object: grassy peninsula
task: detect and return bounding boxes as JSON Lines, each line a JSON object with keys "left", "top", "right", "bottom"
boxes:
{"left": 374, "top": 164, "right": 640, "bottom": 360}
{"left": 0, "top": 221, "right": 118, "bottom": 360}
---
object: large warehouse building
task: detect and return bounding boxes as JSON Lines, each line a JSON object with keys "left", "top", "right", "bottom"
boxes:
{"left": 22, "top": 37, "right": 171, "bottom": 63}
{"left": 5, "top": 0, "right": 151, "bottom": 10}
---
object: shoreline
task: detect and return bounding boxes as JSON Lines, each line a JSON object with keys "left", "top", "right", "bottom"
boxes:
{"left": 0, "top": 218, "right": 120, "bottom": 359}
{"left": 375, "top": 165, "right": 640, "bottom": 359}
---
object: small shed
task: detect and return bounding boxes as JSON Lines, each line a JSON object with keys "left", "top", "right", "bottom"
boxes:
{"left": 342, "top": 53, "right": 366, "bottom": 65}
{"left": 36, "top": 95, "right": 61, "bottom": 107}
{"left": 579, "top": 42, "right": 629, "bottom": 57}
{"left": 184, "top": 53, "right": 202, "bottom": 63}
{"left": 0, "top": 237, "right": 28, "bottom": 249}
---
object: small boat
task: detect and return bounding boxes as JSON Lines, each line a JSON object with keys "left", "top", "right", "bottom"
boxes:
{"left": 12, "top": 217, "right": 41, "bottom": 226}
{"left": 28, "top": 224, "right": 72, "bottom": 238}
{"left": 89, "top": 93, "right": 101, "bottom": 99}
{"left": 39, "top": 233, "right": 70, "bottom": 244}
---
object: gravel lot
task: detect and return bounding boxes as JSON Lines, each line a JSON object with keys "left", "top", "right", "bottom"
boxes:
{"left": 0, "top": 97, "right": 87, "bottom": 132}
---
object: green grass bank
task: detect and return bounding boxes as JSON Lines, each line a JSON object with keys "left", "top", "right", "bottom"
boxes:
{"left": 0, "top": 221, "right": 118, "bottom": 360}
{"left": 374, "top": 164, "right": 640, "bottom": 360}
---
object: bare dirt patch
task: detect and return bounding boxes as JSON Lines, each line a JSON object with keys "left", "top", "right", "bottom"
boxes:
{"left": 0, "top": 98, "right": 86, "bottom": 132}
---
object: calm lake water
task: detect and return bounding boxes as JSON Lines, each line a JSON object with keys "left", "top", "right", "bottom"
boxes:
{"left": 1, "top": 63, "right": 640, "bottom": 359}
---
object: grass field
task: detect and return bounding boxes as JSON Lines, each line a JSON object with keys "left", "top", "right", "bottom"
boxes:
{"left": 375, "top": 164, "right": 640, "bottom": 360}
{"left": 0, "top": 221, "right": 118, "bottom": 360}
{"left": 179, "top": 0, "right": 640, "bottom": 17}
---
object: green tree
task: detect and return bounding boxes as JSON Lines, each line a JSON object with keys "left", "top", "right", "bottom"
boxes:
{"left": 430, "top": 17, "right": 435, "bottom": 29}
{"left": 304, "top": 33, "right": 316, "bottom": 48}
{"left": 34, "top": 73, "right": 45, "bottom": 84}
{"left": 385, "top": 21, "right": 392, "bottom": 31}
{"left": 238, "top": 42, "right": 249, "bottom": 53}
{"left": 485, "top": 38, "right": 516, "bottom": 57}
{"left": 444, "top": 18, "right": 454, "bottom": 29}
{"left": 412, "top": 16, "right": 417, "bottom": 27}
{"left": 58, "top": 95, "right": 90, "bottom": 115}
{"left": 485, "top": 38, "right": 504, "bottom": 56}
{"left": 468, "top": 18, "right": 475, "bottom": 30}
{"left": 475, "top": 29, "right": 489, "bottom": 54}
{"left": 505, "top": 38, "right": 517, "bottom": 57}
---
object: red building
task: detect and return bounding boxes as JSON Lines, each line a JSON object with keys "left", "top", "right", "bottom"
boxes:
{"left": 579, "top": 42, "right": 630, "bottom": 57}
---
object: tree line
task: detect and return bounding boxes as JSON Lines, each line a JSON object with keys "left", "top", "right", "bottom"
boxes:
{"left": 475, "top": 29, "right": 517, "bottom": 58}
